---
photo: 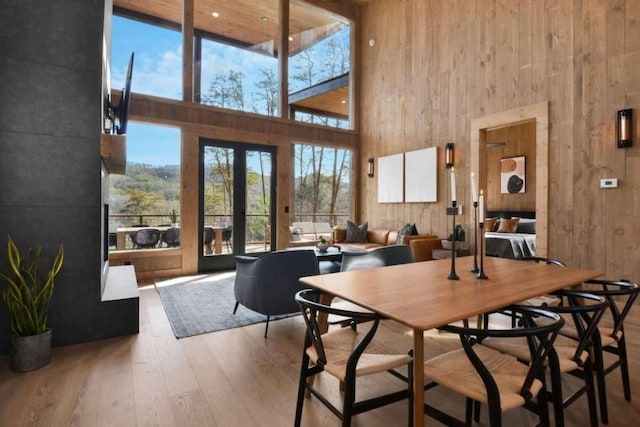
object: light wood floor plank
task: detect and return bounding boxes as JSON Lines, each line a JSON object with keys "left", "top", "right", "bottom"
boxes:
{"left": 0, "top": 275, "right": 638, "bottom": 426}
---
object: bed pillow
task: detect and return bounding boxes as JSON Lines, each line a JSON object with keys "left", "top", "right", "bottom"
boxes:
{"left": 396, "top": 223, "right": 418, "bottom": 244}
{"left": 516, "top": 218, "right": 536, "bottom": 234}
{"left": 484, "top": 217, "right": 499, "bottom": 232}
{"left": 496, "top": 218, "right": 520, "bottom": 233}
{"left": 345, "top": 221, "right": 368, "bottom": 243}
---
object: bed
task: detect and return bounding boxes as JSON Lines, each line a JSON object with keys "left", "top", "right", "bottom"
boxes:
{"left": 484, "top": 211, "right": 536, "bottom": 259}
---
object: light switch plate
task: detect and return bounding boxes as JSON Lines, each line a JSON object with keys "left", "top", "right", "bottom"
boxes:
{"left": 600, "top": 178, "right": 618, "bottom": 188}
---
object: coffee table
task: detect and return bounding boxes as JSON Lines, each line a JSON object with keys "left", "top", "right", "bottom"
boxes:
{"left": 286, "top": 245, "right": 365, "bottom": 273}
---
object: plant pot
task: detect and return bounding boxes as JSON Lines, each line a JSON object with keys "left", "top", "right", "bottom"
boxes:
{"left": 317, "top": 242, "right": 330, "bottom": 252}
{"left": 10, "top": 329, "right": 52, "bottom": 372}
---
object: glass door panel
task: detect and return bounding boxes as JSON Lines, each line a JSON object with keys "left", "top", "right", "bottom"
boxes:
{"left": 199, "top": 139, "right": 275, "bottom": 271}
{"left": 245, "top": 150, "right": 273, "bottom": 254}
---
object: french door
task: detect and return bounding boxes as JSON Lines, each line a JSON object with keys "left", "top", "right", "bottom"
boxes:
{"left": 198, "top": 139, "right": 276, "bottom": 271}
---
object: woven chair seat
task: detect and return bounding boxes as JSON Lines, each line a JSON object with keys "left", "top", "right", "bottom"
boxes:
{"left": 558, "top": 316, "right": 621, "bottom": 347}
{"left": 306, "top": 326, "right": 411, "bottom": 381}
{"left": 519, "top": 294, "right": 561, "bottom": 307}
{"left": 484, "top": 334, "right": 589, "bottom": 373}
{"left": 423, "top": 344, "right": 543, "bottom": 412}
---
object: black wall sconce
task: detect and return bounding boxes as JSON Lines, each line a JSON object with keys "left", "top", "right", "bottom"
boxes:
{"left": 617, "top": 109, "right": 633, "bottom": 148}
{"left": 445, "top": 142, "right": 455, "bottom": 169}
{"left": 367, "top": 157, "right": 374, "bottom": 178}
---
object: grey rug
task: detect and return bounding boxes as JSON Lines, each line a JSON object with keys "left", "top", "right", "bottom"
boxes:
{"left": 155, "top": 273, "right": 297, "bottom": 339}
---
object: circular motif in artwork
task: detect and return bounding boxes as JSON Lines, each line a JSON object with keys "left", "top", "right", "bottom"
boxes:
{"left": 507, "top": 174, "right": 524, "bottom": 193}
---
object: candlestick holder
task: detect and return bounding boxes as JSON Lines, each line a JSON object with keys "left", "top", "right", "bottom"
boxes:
{"left": 477, "top": 222, "right": 488, "bottom": 279}
{"left": 470, "top": 201, "right": 479, "bottom": 273}
{"left": 446, "top": 201, "right": 459, "bottom": 280}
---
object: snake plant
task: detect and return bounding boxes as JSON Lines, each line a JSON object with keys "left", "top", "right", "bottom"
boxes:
{"left": 1, "top": 237, "right": 64, "bottom": 337}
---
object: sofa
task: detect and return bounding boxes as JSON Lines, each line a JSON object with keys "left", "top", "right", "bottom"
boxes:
{"left": 332, "top": 228, "right": 443, "bottom": 262}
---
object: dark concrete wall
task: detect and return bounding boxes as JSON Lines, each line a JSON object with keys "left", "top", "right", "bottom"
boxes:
{"left": 0, "top": 0, "right": 137, "bottom": 354}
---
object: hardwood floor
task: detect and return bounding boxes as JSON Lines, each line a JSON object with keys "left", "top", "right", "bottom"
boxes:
{"left": 1, "top": 276, "right": 639, "bottom": 426}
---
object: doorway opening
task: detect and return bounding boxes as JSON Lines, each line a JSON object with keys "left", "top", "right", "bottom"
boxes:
{"left": 199, "top": 139, "right": 276, "bottom": 271}
{"left": 471, "top": 102, "right": 549, "bottom": 256}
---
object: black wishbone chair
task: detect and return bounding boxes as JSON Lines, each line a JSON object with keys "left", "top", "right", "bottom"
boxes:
{"left": 294, "top": 289, "right": 413, "bottom": 427}
{"left": 483, "top": 291, "right": 609, "bottom": 427}
{"left": 567, "top": 279, "right": 640, "bottom": 424}
{"left": 508, "top": 256, "right": 568, "bottom": 327}
{"left": 422, "top": 306, "right": 563, "bottom": 427}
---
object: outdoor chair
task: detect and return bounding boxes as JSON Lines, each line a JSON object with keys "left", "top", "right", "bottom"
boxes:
{"left": 222, "top": 226, "right": 233, "bottom": 251}
{"left": 422, "top": 305, "right": 563, "bottom": 427}
{"left": 203, "top": 226, "right": 215, "bottom": 254}
{"left": 161, "top": 227, "right": 180, "bottom": 247}
{"left": 564, "top": 279, "right": 640, "bottom": 424}
{"left": 233, "top": 250, "right": 320, "bottom": 337}
{"left": 294, "top": 289, "right": 413, "bottom": 427}
{"left": 482, "top": 290, "right": 609, "bottom": 427}
{"left": 130, "top": 228, "right": 161, "bottom": 249}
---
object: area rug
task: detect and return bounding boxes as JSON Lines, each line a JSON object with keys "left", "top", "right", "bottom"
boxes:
{"left": 155, "top": 273, "right": 298, "bottom": 339}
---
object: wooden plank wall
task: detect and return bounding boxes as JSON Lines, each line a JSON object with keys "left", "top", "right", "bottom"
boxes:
{"left": 359, "top": 0, "right": 640, "bottom": 281}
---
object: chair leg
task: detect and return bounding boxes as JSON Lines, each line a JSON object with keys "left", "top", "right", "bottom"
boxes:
{"left": 407, "top": 357, "right": 413, "bottom": 427}
{"left": 294, "top": 353, "right": 311, "bottom": 427}
{"left": 264, "top": 315, "right": 270, "bottom": 338}
{"left": 594, "top": 343, "right": 609, "bottom": 424}
{"left": 233, "top": 301, "right": 239, "bottom": 314}
{"left": 342, "top": 373, "right": 356, "bottom": 427}
{"left": 548, "top": 360, "right": 564, "bottom": 427}
{"left": 465, "top": 398, "right": 473, "bottom": 425}
{"left": 583, "top": 358, "right": 599, "bottom": 427}
{"left": 617, "top": 337, "right": 632, "bottom": 401}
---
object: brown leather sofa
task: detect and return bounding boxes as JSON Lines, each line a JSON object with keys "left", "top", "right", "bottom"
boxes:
{"left": 332, "top": 228, "right": 443, "bottom": 262}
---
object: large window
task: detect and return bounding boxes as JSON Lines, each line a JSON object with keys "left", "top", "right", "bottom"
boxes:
{"left": 111, "top": 14, "right": 182, "bottom": 100}
{"left": 289, "top": 1, "right": 351, "bottom": 128}
{"left": 108, "top": 123, "right": 181, "bottom": 250}
{"left": 198, "top": 38, "right": 279, "bottom": 116}
{"left": 113, "top": 1, "right": 353, "bottom": 128}
{"left": 293, "top": 144, "right": 352, "bottom": 225}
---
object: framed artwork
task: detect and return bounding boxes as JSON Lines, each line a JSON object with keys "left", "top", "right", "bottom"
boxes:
{"left": 377, "top": 153, "right": 404, "bottom": 203}
{"left": 501, "top": 156, "right": 526, "bottom": 194}
{"left": 405, "top": 147, "right": 437, "bottom": 202}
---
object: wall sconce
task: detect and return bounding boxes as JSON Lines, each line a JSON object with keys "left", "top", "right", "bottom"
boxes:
{"left": 367, "top": 157, "right": 374, "bottom": 178}
{"left": 617, "top": 109, "right": 633, "bottom": 148}
{"left": 445, "top": 143, "right": 455, "bottom": 169}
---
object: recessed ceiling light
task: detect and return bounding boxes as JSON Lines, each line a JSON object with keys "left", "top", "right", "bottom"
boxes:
{"left": 288, "top": 36, "right": 294, "bottom": 41}
{"left": 261, "top": 16, "right": 268, "bottom": 22}
{"left": 211, "top": 12, "right": 219, "bottom": 18}
{"left": 341, "top": 100, "right": 347, "bottom": 104}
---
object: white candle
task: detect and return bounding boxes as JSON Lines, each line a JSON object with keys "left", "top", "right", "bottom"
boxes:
{"left": 450, "top": 168, "right": 457, "bottom": 203}
{"left": 471, "top": 172, "right": 478, "bottom": 203}
{"left": 478, "top": 191, "right": 485, "bottom": 224}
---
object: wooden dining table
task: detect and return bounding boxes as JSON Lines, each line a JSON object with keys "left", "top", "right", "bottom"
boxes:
{"left": 299, "top": 256, "right": 602, "bottom": 427}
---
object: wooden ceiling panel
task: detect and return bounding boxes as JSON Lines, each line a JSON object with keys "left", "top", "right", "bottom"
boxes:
{"left": 292, "top": 86, "right": 349, "bottom": 117}
{"left": 115, "top": 0, "right": 348, "bottom": 53}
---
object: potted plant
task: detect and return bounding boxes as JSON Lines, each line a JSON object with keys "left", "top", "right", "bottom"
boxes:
{"left": 169, "top": 209, "right": 179, "bottom": 227}
{"left": 317, "top": 237, "right": 330, "bottom": 252}
{"left": 1, "top": 237, "right": 64, "bottom": 372}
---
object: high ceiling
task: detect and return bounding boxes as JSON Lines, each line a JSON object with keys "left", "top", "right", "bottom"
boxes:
{"left": 114, "top": 0, "right": 352, "bottom": 117}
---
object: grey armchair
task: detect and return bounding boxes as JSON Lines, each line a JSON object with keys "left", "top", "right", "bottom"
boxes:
{"left": 233, "top": 250, "right": 320, "bottom": 337}
{"left": 340, "top": 244, "right": 415, "bottom": 272}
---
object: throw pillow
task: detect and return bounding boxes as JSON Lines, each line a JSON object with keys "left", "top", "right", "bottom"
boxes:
{"left": 396, "top": 223, "right": 419, "bottom": 244}
{"left": 516, "top": 218, "right": 536, "bottom": 234}
{"left": 345, "top": 221, "right": 368, "bottom": 243}
{"left": 496, "top": 218, "right": 520, "bottom": 233}
{"left": 484, "top": 217, "right": 499, "bottom": 232}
